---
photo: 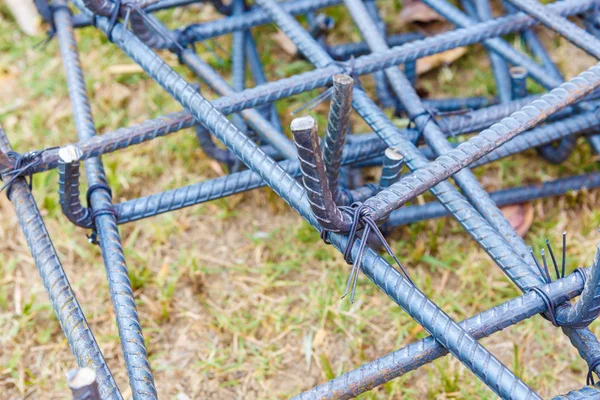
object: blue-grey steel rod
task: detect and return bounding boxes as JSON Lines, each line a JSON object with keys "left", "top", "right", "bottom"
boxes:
{"left": 379, "top": 148, "right": 404, "bottom": 189}
{"left": 254, "top": 0, "right": 547, "bottom": 294}
{"left": 563, "top": 327, "right": 600, "bottom": 385}
{"left": 552, "top": 384, "right": 600, "bottom": 400}
{"left": 385, "top": 172, "right": 600, "bottom": 226}
{"left": 19, "top": 0, "right": 585, "bottom": 174}
{"left": 501, "top": 0, "right": 564, "bottom": 81}
{"left": 344, "top": 0, "right": 536, "bottom": 270}
{"left": 231, "top": 0, "right": 248, "bottom": 138}
{"left": 472, "top": 110, "right": 600, "bottom": 168}
{"left": 67, "top": 368, "right": 101, "bottom": 400}
{"left": 326, "top": 32, "right": 424, "bottom": 60}
{"left": 105, "top": 104, "right": 598, "bottom": 225}
{"left": 474, "top": 0, "right": 513, "bottom": 103}
{"left": 113, "top": 134, "right": 387, "bottom": 224}
{"left": 83, "top": 0, "right": 175, "bottom": 50}
{"left": 245, "top": 0, "right": 563, "bottom": 297}
{"left": 245, "top": 33, "right": 283, "bottom": 132}
{"left": 180, "top": 48, "right": 297, "bottom": 159}
{"left": 363, "top": 0, "right": 396, "bottom": 108}
{"left": 420, "top": 0, "right": 578, "bottom": 165}
{"left": 554, "top": 246, "right": 600, "bottom": 328}
{"left": 19, "top": 89, "right": 591, "bottom": 179}
{"left": 511, "top": 66, "right": 528, "bottom": 100}
{"left": 52, "top": 3, "right": 157, "bottom": 398}
{"left": 0, "top": 130, "right": 123, "bottom": 400}
{"left": 505, "top": 0, "right": 600, "bottom": 60}
{"left": 178, "top": 0, "right": 342, "bottom": 43}
{"left": 294, "top": 266, "right": 590, "bottom": 400}
{"left": 420, "top": 0, "right": 562, "bottom": 90}
{"left": 75, "top": 3, "right": 542, "bottom": 397}
{"left": 324, "top": 74, "right": 354, "bottom": 203}
{"left": 362, "top": 105, "right": 600, "bottom": 167}
{"left": 58, "top": 145, "right": 93, "bottom": 228}
{"left": 359, "top": 63, "right": 600, "bottom": 225}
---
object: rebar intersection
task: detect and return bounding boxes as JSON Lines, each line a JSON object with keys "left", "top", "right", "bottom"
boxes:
{"left": 4, "top": 0, "right": 600, "bottom": 398}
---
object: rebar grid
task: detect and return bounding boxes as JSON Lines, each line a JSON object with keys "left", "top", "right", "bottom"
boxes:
{"left": 3, "top": 0, "right": 600, "bottom": 398}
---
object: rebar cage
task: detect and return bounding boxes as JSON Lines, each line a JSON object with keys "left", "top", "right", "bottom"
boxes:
{"left": 4, "top": 0, "right": 600, "bottom": 398}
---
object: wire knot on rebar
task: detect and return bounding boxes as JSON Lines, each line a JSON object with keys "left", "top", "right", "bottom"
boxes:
{"left": 0, "top": 148, "right": 55, "bottom": 194}
{"left": 587, "top": 357, "right": 600, "bottom": 385}
{"left": 339, "top": 202, "right": 413, "bottom": 302}
{"left": 85, "top": 183, "right": 118, "bottom": 245}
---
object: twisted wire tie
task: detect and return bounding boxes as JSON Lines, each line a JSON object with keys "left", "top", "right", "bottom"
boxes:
{"left": 527, "top": 234, "right": 589, "bottom": 332}
{"left": 0, "top": 148, "right": 57, "bottom": 195}
{"left": 33, "top": 4, "right": 72, "bottom": 49}
{"left": 527, "top": 233, "right": 568, "bottom": 327}
{"left": 323, "top": 203, "right": 413, "bottom": 303}
{"left": 588, "top": 357, "right": 600, "bottom": 385}
{"left": 85, "top": 183, "right": 118, "bottom": 245}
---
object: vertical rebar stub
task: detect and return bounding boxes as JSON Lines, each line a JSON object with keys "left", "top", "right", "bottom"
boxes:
{"left": 380, "top": 147, "right": 404, "bottom": 188}
{"left": 290, "top": 115, "right": 317, "bottom": 135}
{"left": 510, "top": 66, "right": 528, "bottom": 100}
{"left": 58, "top": 145, "right": 83, "bottom": 164}
{"left": 67, "top": 368, "right": 100, "bottom": 400}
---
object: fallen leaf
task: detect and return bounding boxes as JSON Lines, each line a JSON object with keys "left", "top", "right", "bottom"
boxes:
{"left": 4, "top": 0, "right": 41, "bottom": 36}
{"left": 209, "top": 159, "right": 225, "bottom": 176}
{"left": 107, "top": 64, "right": 145, "bottom": 75}
{"left": 416, "top": 47, "right": 467, "bottom": 75}
{"left": 397, "top": 0, "right": 443, "bottom": 25}
{"left": 272, "top": 30, "right": 298, "bottom": 56}
{"left": 313, "top": 328, "right": 327, "bottom": 348}
{"left": 501, "top": 203, "right": 534, "bottom": 238}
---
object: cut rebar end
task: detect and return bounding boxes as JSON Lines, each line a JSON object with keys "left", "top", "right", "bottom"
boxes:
{"left": 66, "top": 368, "right": 96, "bottom": 390}
{"left": 384, "top": 147, "right": 403, "bottom": 161}
{"left": 509, "top": 66, "right": 528, "bottom": 80}
{"left": 291, "top": 115, "right": 317, "bottom": 133}
{"left": 333, "top": 73, "right": 354, "bottom": 87}
{"left": 58, "top": 145, "right": 83, "bottom": 164}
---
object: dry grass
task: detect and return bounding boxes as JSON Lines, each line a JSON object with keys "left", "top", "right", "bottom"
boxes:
{"left": 1, "top": 1, "right": 600, "bottom": 399}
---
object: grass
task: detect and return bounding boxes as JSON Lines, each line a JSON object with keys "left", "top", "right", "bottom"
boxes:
{"left": 0, "top": 1, "right": 600, "bottom": 399}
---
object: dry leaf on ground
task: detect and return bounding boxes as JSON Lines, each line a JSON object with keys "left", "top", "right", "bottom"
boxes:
{"left": 416, "top": 47, "right": 467, "bottom": 75}
{"left": 397, "top": 0, "right": 443, "bottom": 25}
{"left": 501, "top": 203, "right": 534, "bottom": 238}
{"left": 3, "top": 0, "right": 40, "bottom": 36}
{"left": 272, "top": 30, "right": 298, "bottom": 56}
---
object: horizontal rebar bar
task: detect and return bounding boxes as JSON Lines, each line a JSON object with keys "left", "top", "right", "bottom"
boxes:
{"left": 363, "top": 63, "right": 600, "bottom": 224}
{"left": 79, "top": 2, "right": 542, "bottom": 397}
{"left": 7, "top": 0, "right": 594, "bottom": 176}
{"left": 294, "top": 266, "right": 589, "bottom": 400}
{"left": 386, "top": 172, "right": 600, "bottom": 226}
{"left": 178, "top": 0, "right": 342, "bottom": 43}
{"left": 0, "top": 129, "right": 122, "bottom": 400}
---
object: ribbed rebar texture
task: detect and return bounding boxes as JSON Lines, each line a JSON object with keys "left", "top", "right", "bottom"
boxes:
{"left": 295, "top": 267, "right": 588, "bottom": 400}
{"left": 323, "top": 74, "right": 354, "bottom": 202}
{"left": 80, "top": 1, "right": 544, "bottom": 396}
{"left": 10, "top": 0, "right": 600, "bottom": 398}
{"left": 363, "top": 63, "right": 600, "bottom": 223}
{"left": 506, "top": 0, "right": 600, "bottom": 59}
{"left": 53, "top": 2, "right": 157, "bottom": 398}
{"left": 114, "top": 136, "right": 386, "bottom": 224}
{"left": 0, "top": 131, "right": 122, "bottom": 400}
{"left": 344, "top": 0, "right": 536, "bottom": 269}
{"left": 58, "top": 145, "right": 93, "bottom": 228}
